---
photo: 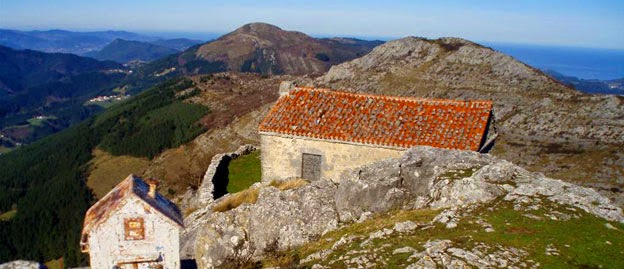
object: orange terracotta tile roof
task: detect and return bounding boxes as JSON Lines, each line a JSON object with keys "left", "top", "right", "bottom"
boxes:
{"left": 259, "top": 87, "right": 493, "bottom": 151}
{"left": 81, "top": 175, "right": 183, "bottom": 249}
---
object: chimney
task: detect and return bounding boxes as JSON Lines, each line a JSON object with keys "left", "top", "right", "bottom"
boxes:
{"left": 145, "top": 178, "right": 159, "bottom": 198}
{"left": 279, "top": 81, "right": 296, "bottom": 97}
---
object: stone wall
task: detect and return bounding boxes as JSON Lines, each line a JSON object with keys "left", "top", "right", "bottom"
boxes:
{"left": 179, "top": 145, "right": 257, "bottom": 260}
{"left": 260, "top": 134, "right": 404, "bottom": 182}
{"left": 87, "top": 196, "right": 180, "bottom": 269}
{"left": 196, "top": 144, "right": 257, "bottom": 206}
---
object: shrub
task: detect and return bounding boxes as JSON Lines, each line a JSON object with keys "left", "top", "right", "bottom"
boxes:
{"left": 315, "top": 53, "right": 330, "bottom": 62}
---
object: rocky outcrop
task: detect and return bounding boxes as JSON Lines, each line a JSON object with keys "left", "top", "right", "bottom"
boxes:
{"left": 194, "top": 180, "right": 339, "bottom": 268}
{"left": 406, "top": 239, "right": 535, "bottom": 269}
{"left": 190, "top": 146, "right": 624, "bottom": 268}
{"left": 249, "top": 180, "right": 339, "bottom": 252}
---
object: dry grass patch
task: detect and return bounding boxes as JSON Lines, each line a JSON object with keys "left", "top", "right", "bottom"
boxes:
{"left": 87, "top": 148, "right": 150, "bottom": 198}
{"left": 44, "top": 257, "right": 63, "bottom": 269}
{"left": 269, "top": 178, "right": 310, "bottom": 191}
{"left": 213, "top": 188, "right": 260, "bottom": 213}
{"left": 213, "top": 179, "right": 310, "bottom": 213}
{"left": 0, "top": 209, "right": 17, "bottom": 221}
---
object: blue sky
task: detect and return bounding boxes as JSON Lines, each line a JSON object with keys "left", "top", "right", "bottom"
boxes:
{"left": 1, "top": 0, "right": 623, "bottom": 49}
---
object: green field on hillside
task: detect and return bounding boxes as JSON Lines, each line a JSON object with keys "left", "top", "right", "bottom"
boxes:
{"left": 227, "top": 150, "right": 262, "bottom": 194}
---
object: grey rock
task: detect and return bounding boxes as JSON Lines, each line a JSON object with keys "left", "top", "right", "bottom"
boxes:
{"left": 409, "top": 240, "right": 533, "bottom": 269}
{"left": 332, "top": 235, "right": 359, "bottom": 250}
{"left": 194, "top": 179, "right": 339, "bottom": 267}
{"left": 393, "top": 221, "right": 418, "bottom": 233}
{"left": 335, "top": 158, "right": 405, "bottom": 222}
{"left": 393, "top": 246, "right": 416, "bottom": 255}
{"left": 301, "top": 249, "right": 333, "bottom": 264}
{"left": 357, "top": 211, "right": 373, "bottom": 223}
{"left": 249, "top": 180, "right": 339, "bottom": 254}
{"left": 505, "top": 170, "right": 624, "bottom": 222}
{"left": 194, "top": 204, "right": 254, "bottom": 269}
{"left": 472, "top": 160, "right": 517, "bottom": 183}
{"left": 0, "top": 261, "right": 41, "bottom": 269}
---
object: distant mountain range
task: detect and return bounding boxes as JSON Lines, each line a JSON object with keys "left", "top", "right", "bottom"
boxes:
{"left": 544, "top": 69, "right": 624, "bottom": 95}
{"left": 0, "top": 45, "right": 126, "bottom": 145}
{"left": 85, "top": 39, "right": 180, "bottom": 63}
{"left": 0, "top": 29, "right": 203, "bottom": 56}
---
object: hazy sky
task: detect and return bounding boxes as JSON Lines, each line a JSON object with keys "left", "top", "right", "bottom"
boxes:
{"left": 1, "top": 0, "right": 623, "bottom": 49}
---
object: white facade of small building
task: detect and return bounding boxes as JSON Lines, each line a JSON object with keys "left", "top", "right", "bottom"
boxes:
{"left": 86, "top": 196, "right": 181, "bottom": 269}
{"left": 260, "top": 133, "right": 404, "bottom": 182}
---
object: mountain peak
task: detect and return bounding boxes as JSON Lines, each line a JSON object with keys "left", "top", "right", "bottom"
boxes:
{"left": 234, "top": 22, "right": 284, "bottom": 34}
{"left": 319, "top": 35, "right": 576, "bottom": 99}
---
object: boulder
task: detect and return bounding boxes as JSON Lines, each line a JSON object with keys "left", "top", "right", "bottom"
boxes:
{"left": 195, "top": 204, "right": 254, "bottom": 269}
{"left": 250, "top": 180, "right": 339, "bottom": 253}
{"left": 194, "top": 180, "right": 339, "bottom": 268}
{"left": 335, "top": 158, "right": 405, "bottom": 222}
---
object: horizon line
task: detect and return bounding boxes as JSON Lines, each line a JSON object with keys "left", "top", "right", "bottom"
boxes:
{"left": 2, "top": 26, "right": 624, "bottom": 51}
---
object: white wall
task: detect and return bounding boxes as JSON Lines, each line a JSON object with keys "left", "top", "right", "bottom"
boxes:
{"left": 87, "top": 196, "right": 180, "bottom": 269}
{"left": 261, "top": 133, "right": 404, "bottom": 182}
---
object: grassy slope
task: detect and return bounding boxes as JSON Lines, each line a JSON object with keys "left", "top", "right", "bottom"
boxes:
{"left": 87, "top": 148, "right": 151, "bottom": 198}
{"left": 227, "top": 150, "right": 262, "bottom": 194}
{"left": 266, "top": 200, "right": 624, "bottom": 268}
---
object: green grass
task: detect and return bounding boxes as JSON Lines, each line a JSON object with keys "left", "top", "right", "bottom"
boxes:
{"left": 0, "top": 209, "right": 17, "bottom": 221}
{"left": 112, "top": 85, "right": 128, "bottom": 95}
{"left": 0, "top": 145, "right": 15, "bottom": 154}
{"left": 476, "top": 201, "right": 624, "bottom": 268}
{"left": 270, "top": 200, "right": 624, "bottom": 269}
{"left": 227, "top": 150, "right": 261, "bottom": 194}
{"left": 27, "top": 116, "right": 57, "bottom": 127}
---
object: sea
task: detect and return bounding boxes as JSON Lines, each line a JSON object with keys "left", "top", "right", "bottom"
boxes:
{"left": 483, "top": 42, "right": 624, "bottom": 81}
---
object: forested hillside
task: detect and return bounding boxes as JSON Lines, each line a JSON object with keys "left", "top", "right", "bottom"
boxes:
{"left": 0, "top": 45, "right": 127, "bottom": 149}
{"left": 0, "top": 78, "right": 209, "bottom": 266}
{"left": 85, "top": 39, "right": 178, "bottom": 63}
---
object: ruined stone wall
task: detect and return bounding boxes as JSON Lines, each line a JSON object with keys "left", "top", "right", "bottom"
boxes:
{"left": 87, "top": 196, "right": 180, "bottom": 269}
{"left": 195, "top": 144, "right": 257, "bottom": 206}
{"left": 260, "top": 133, "right": 404, "bottom": 182}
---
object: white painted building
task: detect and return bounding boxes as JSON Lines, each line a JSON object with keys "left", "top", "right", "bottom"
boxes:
{"left": 81, "top": 175, "right": 184, "bottom": 269}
